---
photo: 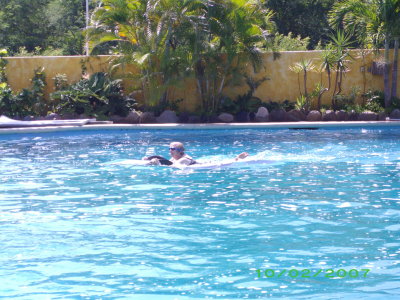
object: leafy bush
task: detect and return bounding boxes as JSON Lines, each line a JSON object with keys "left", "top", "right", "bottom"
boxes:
{"left": 0, "top": 54, "right": 48, "bottom": 117}
{"left": 295, "top": 95, "right": 307, "bottom": 111}
{"left": 218, "top": 76, "right": 267, "bottom": 114}
{"left": 141, "top": 98, "right": 183, "bottom": 116}
{"left": 272, "top": 32, "right": 310, "bottom": 51}
{"left": 51, "top": 72, "right": 137, "bottom": 118}
{"left": 264, "top": 100, "right": 295, "bottom": 112}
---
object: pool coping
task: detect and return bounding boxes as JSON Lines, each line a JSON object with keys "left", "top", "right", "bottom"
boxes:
{"left": 1, "top": 120, "right": 400, "bottom": 134}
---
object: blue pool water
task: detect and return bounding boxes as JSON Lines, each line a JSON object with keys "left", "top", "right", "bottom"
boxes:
{"left": 0, "top": 126, "right": 399, "bottom": 299}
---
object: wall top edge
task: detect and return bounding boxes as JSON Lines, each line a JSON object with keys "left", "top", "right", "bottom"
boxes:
{"left": 3, "top": 49, "right": 387, "bottom": 60}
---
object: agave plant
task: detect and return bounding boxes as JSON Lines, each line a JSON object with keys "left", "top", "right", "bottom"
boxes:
{"left": 289, "top": 59, "right": 316, "bottom": 102}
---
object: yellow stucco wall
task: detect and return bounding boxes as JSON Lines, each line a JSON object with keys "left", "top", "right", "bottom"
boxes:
{"left": 4, "top": 51, "right": 399, "bottom": 112}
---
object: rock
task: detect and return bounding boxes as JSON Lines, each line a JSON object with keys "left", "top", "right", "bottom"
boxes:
{"left": 217, "top": 113, "right": 234, "bottom": 123}
{"left": 322, "top": 110, "right": 337, "bottom": 121}
{"left": 348, "top": 111, "right": 358, "bottom": 121}
{"left": 255, "top": 107, "right": 269, "bottom": 122}
{"left": 389, "top": 109, "right": 400, "bottom": 119}
{"left": 287, "top": 109, "right": 306, "bottom": 122}
{"left": 207, "top": 114, "right": 221, "bottom": 123}
{"left": 156, "top": 110, "right": 179, "bottom": 123}
{"left": 78, "top": 114, "right": 89, "bottom": 119}
{"left": 306, "top": 110, "right": 322, "bottom": 121}
{"left": 249, "top": 112, "right": 256, "bottom": 122}
{"left": 139, "top": 112, "right": 156, "bottom": 123}
{"left": 23, "top": 116, "right": 35, "bottom": 121}
{"left": 378, "top": 112, "right": 387, "bottom": 121}
{"left": 269, "top": 109, "right": 287, "bottom": 122}
{"left": 178, "top": 112, "right": 190, "bottom": 123}
{"left": 358, "top": 111, "right": 378, "bottom": 121}
{"left": 109, "top": 114, "right": 126, "bottom": 123}
{"left": 235, "top": 111, "right": 250, "bottom": 122}
{"left": 61, "top": 113, "right": 78, "bottom": 119}
{"left": 335, "top": 110, "right": 349, "bottom": 121}
{"left": 125, "top": 111, "right": 140, "bottom": 124}
{"left": 188, "top": 115, "right": 201, "bottom": 123}
{"left": 45, "top": 113, "right": 61, "bottom": 120}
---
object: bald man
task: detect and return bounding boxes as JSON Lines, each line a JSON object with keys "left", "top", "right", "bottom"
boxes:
{"left": 144, "top": 142, "right": 248, "bottom": 167}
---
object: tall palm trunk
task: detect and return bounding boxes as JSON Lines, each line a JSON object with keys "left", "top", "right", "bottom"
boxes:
{"left": 384, "top": 37, "right": 391, "bottom": 108}
{"left": 391, "top": 37, "right": 399, "bottom": 100}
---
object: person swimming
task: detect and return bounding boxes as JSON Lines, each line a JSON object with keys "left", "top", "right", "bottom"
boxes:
{"left": 143, "top": 142, "right": 249, "bottom": 167}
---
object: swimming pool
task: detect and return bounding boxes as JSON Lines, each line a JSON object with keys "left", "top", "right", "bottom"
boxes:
{"left": 1, "top": 126, "right": 399, "bottom": 299}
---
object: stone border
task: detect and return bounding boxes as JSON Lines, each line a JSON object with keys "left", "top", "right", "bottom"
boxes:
{"left": 1, "top": 120, "right": 400, "bottom": 135}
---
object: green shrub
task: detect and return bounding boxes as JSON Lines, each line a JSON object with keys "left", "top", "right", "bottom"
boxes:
{"left": 295, "top": 95, "right": 307, "bottom": 111}
{"left": 272, "top": 32, "right": 310, "bottom": 51}
{"left": 363, "top": 90, "right": 385, "bottom": 112}
{"left": 218, "top": 76, "right": 267, "bottom": 114}
{"left": 142, "top": 98, "right": 183, "bottom": 116}
{"left": 51, "top": 72, "right": 137, "bottom": 117}
{"left": 264, "top": 100, "right": 295, "bottom": 112}
{"left": 0, "top": 64, "right": 48, "bottom": 117}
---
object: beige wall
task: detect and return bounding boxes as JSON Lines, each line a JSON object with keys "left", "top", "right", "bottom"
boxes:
{"left": 4, "top": 51, "right": 399, "bottom": 112}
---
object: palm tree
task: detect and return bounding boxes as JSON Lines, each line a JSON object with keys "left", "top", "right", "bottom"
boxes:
{"left": 89, "top": 0, "right": 275, "bottom": 114}
{"left": 89, "top": 0, "right": 201, "bottom": 107}
{"left": 328, "top": 0, "right": 400, "bottom": 108}
{"left": 316, "top": 45, "right": 336, "bottom": 110}
{"left": 190, "top": 0, "right": 274, "bottom": 114}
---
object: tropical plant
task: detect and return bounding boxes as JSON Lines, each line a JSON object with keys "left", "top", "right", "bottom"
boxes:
{"left": 218, "top": 75, "right": 267, "bottom": 114}
{"left": 315, "top": 45, "right": 336, "bottom": 109}
{"left": 328, "top": 0, "right": 400, "bottom": 107}
{"left": 0, "top": 49, "right": 8, "bottom": 83}
{"left": 328, "top": 30, "right": 354, "bottom": 109}
{"left": 265, "top": 0, "right": 336, "bottom": 49}
{"left": 51, "top": 72, "right": 137, "bottom": 117}
{"left": 295, "top": 95, "right": 307, "bottom": 111}
{"left": 334, "top": 86, "right": 360, "bottom": 111}
{"left": 89, "top": 0, "right": 275, "bottom": 115}
{"left": 264, "top": 100, "right": 295, "bottom": 112}
{"left": 0, "top": 0, "right": 86, "bottom": 55}
{"left": 271, "top": 32, "right": 310, "bottom": 51}
{"left": 289, "top": 58, "right": 316, "bottom": 109}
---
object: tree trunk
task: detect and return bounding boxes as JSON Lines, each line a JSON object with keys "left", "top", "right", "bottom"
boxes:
{"left": 303, "top": 70, "right": 308, "bottom": 98}
{"left": 391, "top": 37, "right": 399, "bottom": 100}
{"left": 332, "top": 66, "right": 340, "bottom": 109}
{"left": 384, "top": 37, "right": 391, "bottom": 108}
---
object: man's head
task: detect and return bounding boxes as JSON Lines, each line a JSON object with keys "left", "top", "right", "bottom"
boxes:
{"left": 169, "top": 142, "right": 184, "bottom": 158}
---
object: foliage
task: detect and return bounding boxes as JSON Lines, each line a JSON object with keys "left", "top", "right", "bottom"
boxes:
{"left": 89, "top": 0, "right": 275, "bottom": 115}
{"left": 295, "top": 95, "right": 308, "bottom": 111}
{"left": 264, "top": 100, "right": 295, "bottom": 112}
{"left": 265, "top": 0, "right": 336, "bottom": 49}
{"left": 219, "top": 76, "right": 268, "bottom": 114}
{"left": 289, "top": 59, "right": 317, "bottom": 110}
{"left": 333, "top": 87, "right": 387, "bottom": 113}
{"left": 13, "top": 46, "right": 64, "bottom": 57}
{"left": 0, "top": 0, "right": 85, "bottom": 55}
{"left": 142, "top": 99, "right": 184, "bottom": 117}
{"left": 272, "top": 32, "right": 310, "bottom": 51}
{"left": 51, "top": 72, "right": 137, "bottom": 117}
{"left": 363, "top": 90, "right": 400, "bottom": 112}
{"left": 327, "top": 30, "right": 354, "bottom": 109}
{"left": 0, "top": 52, "right": 48, "bottom": 117}
{"left": 0, "top": 49, "right": 8, "bottom": 82}
{"left": 328, "top": 0, "right": 400, "bottom": 107}
{"left": 0, "top": 67, "right": 47, "bottom": 117}
{"left": 333, "top": 88, "right": 359, "bottom": 111}
{"left": 53, "top": 74, "right": 69, "bottom": 91}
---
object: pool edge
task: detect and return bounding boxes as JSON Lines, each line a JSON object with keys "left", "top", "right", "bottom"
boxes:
{"left": 1, "top": 120, "right": 400, "bottom": 134}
